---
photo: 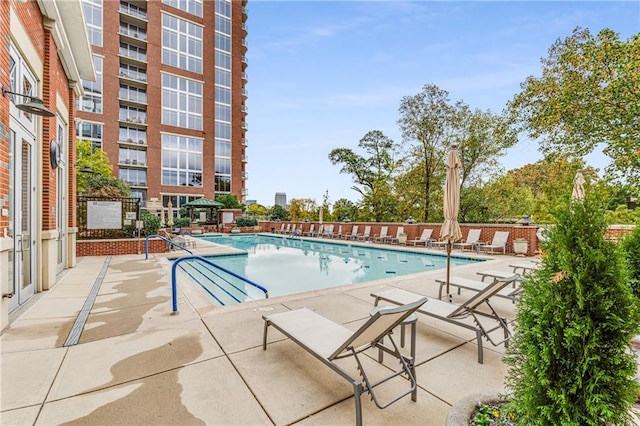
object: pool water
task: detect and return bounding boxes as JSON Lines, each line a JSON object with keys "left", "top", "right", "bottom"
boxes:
{"left": 195, "top": 234, "right": 483, "bottom": 299}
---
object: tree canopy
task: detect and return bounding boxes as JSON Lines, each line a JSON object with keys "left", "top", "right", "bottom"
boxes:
{"left": 508, "top": 27, "right": 640, "bottom": 188}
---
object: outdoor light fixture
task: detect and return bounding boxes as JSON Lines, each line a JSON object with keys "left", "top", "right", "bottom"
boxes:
{"left": 519, "top": 215, "right": 533, "bottom": 226}
{"left": 2, "top": 85, "right": 55, "bottom": 117}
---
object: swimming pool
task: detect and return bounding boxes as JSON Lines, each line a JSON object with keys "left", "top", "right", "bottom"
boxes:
{"left": 193, "top": 234, "right": 483, "bottom": 300}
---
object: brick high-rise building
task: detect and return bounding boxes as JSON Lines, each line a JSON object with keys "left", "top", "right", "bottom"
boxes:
{"left": 76, "top": 0, "right": 249, "bottom": 218}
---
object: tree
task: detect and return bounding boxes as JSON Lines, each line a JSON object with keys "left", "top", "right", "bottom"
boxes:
{"left": 215, "top": 194, "right": 243, "bottom": 210}
{"left": 268, "top": 204, "right": 289, "bottom": 221}
{"left": 483, "top": 175, "right": 535, "bottom": 222}
{"left": 246, "top": 203, "right": 268, "bottom": 218}
{"left": 398, "top": 85, "right": 516, "bottom": 222}
{"left": 332, "top": 198, "right": 358, "bottom": 222}
{"left": 397, "top": 84, "right": 455, "bottom": 222}
{"left": 505, "top": 193, "right": 640, "bottom": 424}
{"left": 76, "top": 140, "right": 113, "bottom": 193}
{"left": 288, "top": 198, "right": 317, "bottom": 222}
{"left": 328, "top": 130, "right": 401, "bottom": 222}
{"left": 83, "top": 175, "right": 131, "bottom": 198}
{"left": 508, "top": 27, "right": 640, "bottom": 186}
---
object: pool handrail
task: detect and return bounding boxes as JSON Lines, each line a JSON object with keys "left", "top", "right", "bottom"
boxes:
{"left": 145, "top": 234, "right": 193, "bottom": 259}
{"left": 171, "top": 255, "right": 269, "bottom": 313}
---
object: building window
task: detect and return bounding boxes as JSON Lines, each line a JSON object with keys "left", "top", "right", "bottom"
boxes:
{"left": 161, "top": 13, "right": 203, "bottom": 74}
{"left": 83, "top": 0, "right": 103, "bottom": 47}
{"left": 119, "top": 168, "right": 147, "bottom": 187}
{"left": 161, "top": 74, "right": 203, "bottom": 130}
{"left": 119, "top": 1, "right": 146, "bottom": 20}
{"left": 215, "top": 14, "right": 231, "bottom": 35}
{"left": 78, "top": 56, "right": 103, "bottom": 113}
{"left": 131, "top": 189, "right": 147, "bottom": 206}
{"left": 215, "top": 175, "right": 231, "bottom": 193}
{"left": 215, "top": 0, "right": 231, "bottom": 18}
{"left": 119, "top": 126, "right": 147, "bottom": 144}
{"left": 77, "top": 122, "right": 103, "bottom": 150}
{"left": 163, "top": 0, "right": 203, "bottom": 17}
{"left": 119, "top": 147, "right": 146, "bottom": 165}
{"left": 161, "top": 133, "right": 203, "bottom": 187}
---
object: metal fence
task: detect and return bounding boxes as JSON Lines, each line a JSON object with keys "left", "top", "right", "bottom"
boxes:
{"left": 77, "top": 196, "right": 141, "bottom": 239}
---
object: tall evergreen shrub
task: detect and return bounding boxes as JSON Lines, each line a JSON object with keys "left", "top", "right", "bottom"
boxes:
{"left": 620, "top": 226, "right": 640, "bottom": 299}
{"left": 504, "top": 194, "right": 640, "bottom": 425}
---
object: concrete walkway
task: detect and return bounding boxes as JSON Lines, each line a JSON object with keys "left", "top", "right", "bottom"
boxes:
{"left": 1, "top": 236, "right": 535, "bottom": 425}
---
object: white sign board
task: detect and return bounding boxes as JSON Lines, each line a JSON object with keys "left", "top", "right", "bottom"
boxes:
{"left": 126, "top": 212, "right": 137, "bottom": 220}
{"left": 222, "top": 211, "right": 234, "bottom": 224}
{"left": 87, "top": 201, "right": 122, "bottom": 229}
{"left": 199, "top": 212, "right": 207, "bottom": 222}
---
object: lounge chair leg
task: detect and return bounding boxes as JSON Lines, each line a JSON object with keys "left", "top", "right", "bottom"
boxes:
{"left": 262, "top": 321, "right": 270, "bottom": 350}
{"left": 476, "top": 328, "right": 484, "bottom": 364}
{"left": 353, "top": 382, "right": 363, "bottom": 426}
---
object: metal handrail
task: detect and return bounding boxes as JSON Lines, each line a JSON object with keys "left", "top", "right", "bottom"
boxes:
{"left": 145, "top": 234, "right": 193, "bottom": 259}
{"left": 170, "top": 255, "right": 268, "bottom": 314}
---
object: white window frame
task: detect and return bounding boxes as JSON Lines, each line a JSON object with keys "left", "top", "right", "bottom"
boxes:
{"left": 161, "top": 73, "right": 203, "bottom": 130}
{"left": 161, "top": 12, "right": 203, "bottom": 74}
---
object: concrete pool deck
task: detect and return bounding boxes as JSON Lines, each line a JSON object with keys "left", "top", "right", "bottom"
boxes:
{"left": 0, "top": 236, "right": 615, "bottom": 424}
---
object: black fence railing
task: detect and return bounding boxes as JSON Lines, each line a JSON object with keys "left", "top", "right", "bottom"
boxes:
{"left": 77, "top": 196, "right": 141, "bottom": 239}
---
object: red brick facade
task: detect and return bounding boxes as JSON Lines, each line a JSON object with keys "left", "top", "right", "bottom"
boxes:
{"left": 76, "top": 239, "right": 167, "bottom": 256}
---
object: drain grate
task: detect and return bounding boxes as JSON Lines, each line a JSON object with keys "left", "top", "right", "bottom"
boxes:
{"left": 63, "top": 256, "right": 111, "bottom": 347}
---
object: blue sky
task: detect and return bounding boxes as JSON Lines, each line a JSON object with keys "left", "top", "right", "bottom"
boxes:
{"left": 245, "top": 1, "right": 639, "bottom": 207}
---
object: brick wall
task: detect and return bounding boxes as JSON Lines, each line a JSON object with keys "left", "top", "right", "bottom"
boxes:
{"left": 77, "top": 238, "right": 167, "bottom": 256}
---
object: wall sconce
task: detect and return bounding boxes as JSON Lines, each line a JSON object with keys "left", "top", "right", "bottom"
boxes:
{"left": 2, "top": 84, "right": 55, "bottom": 117}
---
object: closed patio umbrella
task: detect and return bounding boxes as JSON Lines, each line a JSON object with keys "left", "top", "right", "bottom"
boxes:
{"left": 572, "top": 169, "right": 585, "bottom": 201}
{"left": 167, "top": 200, "right": 174, "bottom": 227}
{"left": 441, "top": 144, "right": 463, "bottom": 301}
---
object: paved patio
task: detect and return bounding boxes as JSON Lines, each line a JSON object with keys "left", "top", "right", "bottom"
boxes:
{"left": 1, "top": 236, "right": 538, "bottom": 425}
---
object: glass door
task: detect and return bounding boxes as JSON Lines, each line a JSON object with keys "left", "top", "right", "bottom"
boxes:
{"left": 7, "top": 124, "right": 36, "bottom": 312}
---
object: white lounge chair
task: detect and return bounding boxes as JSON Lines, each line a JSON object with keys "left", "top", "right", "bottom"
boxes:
{"left": 388, "top": 226, "right": 405, "bottom": 245}
{"left": 321, "top": 224, "right": 334, "bottom": 238}
{"left": 357, "top": 225, "right": 372, "bottom": 241}
{"left": 344, "top": 225, "right": 359, "bottom": 240}
{"left": 453, "top": 229, "right": 481, "bottom": 252}
{"left": 311, "top": 224, "right": 324, "bottom": 237}
{"left": 374, "top": 226, "right": 389, "bottom": 243}
{"left": 407, "top": 229, "right": 434, "bottom": 247}
{"left": 302, "top": 224, "right": 315, "bottom": 237}
{"left": 263, "top": 297, "right": 428, "bottom": 426}
{"left": 478, "top": 231, "right": 510, "bottom": 255}
{"left": 371, "top": 274, "right": 518, "bottom": 363}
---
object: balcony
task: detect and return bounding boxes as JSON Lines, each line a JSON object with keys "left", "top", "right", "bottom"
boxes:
{"left": 119, "top": 1, "right": 147, "bottom": 21}
{"left": 241, "top": 39, "right": 248, "bottom": 53}
{"left": 119, "top": 47, "right": 147, "bottom": 64}
{"left": 119, "top": 25, "right": 147, "bottom": 41}
{"left": 119, "top": 69, "right": 147, "bottom": 84}
{"left": 241, "top": 88, "right": 248, "bottom": 99}
{"left": 242, "top": 138, "right": 248, "bottom": 147}
{"left": 242, "top": 155, "right": 248, "bottom": 163}
{"left": 242, "top": 172, "right": 248, "bottom": 180}
{"left": 242, "top": 71, "right": 248, "bottom": 82}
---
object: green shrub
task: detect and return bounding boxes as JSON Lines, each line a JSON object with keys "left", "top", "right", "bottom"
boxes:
{"left": 235, "top": 216, "right": 257, "bottom": 227}
{"left": 141, "top": 211, "right": 161, "bottom": 236}
{"left": 174, "top": 217, "right": 192, "bottom": 228}
{"left": 505, "top": 194, "right": 640, "bottom": 425}
{"left": 620, "top": 226, "right": 640, "bottom": 299}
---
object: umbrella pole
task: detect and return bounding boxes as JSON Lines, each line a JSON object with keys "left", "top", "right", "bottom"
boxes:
{"left": 446, "top": 241, "right": 452, "bottom": 302}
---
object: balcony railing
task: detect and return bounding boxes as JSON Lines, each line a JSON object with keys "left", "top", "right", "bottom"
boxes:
{"left": 119, "top": 69, "right": 147, "bottom": 83}
{"left": 120, "top": 2, "right": 147, "bottom": 20}
{"left": 119, "top": 26, "right": 147, "bottom": 41}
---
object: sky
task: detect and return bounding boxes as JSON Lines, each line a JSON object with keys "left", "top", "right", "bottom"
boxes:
{"left": 244, "top": 1, "right": 640, "bottom": 207}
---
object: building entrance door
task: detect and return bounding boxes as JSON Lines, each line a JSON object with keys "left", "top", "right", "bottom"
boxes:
{"left": 7, "top": 123, "right": 36, "bottom": 312}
